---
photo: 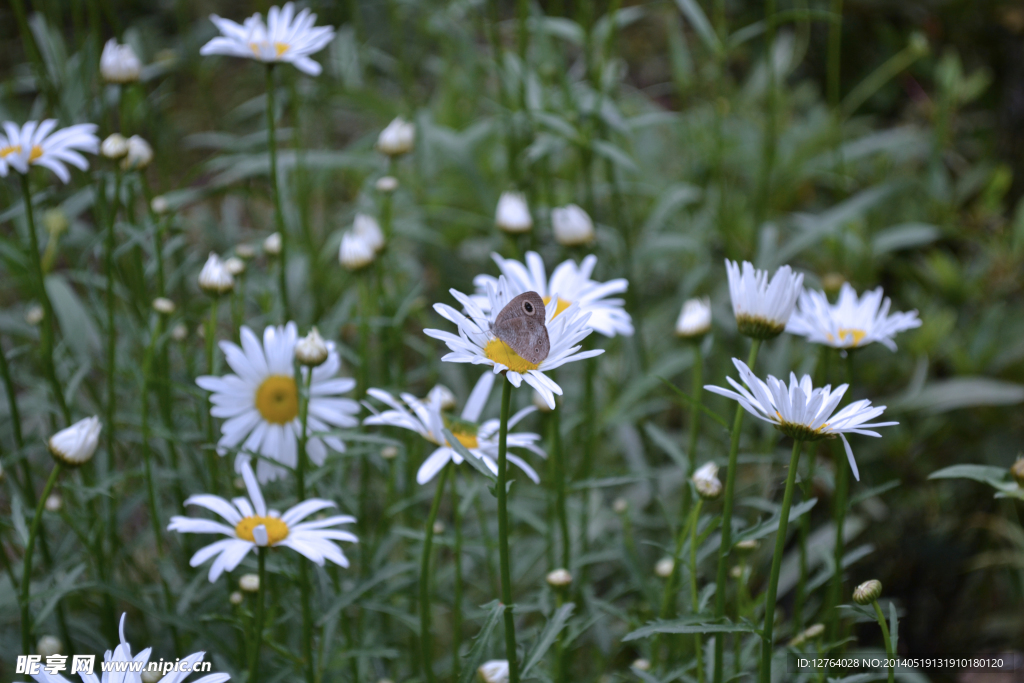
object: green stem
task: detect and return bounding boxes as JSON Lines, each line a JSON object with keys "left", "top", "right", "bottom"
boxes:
{"left": 141, "top": 319, "right": 163, "bottom": 549}
{"left": 754, "top": 0, "right": 778, "bottom": 229}
{"left": 496, "top": 378, "right": 520, "bottom": 683}
{"left": 688, "top": 344, "right": 704, "bottom": 472}
{"left": 205, "top": 298, "right": 220, "bottom": 489}
{"left": 357, "top": 274, "right": 372, "bottom": 397}
{"left": 21, "top": 462, "right": 63, "bottom": 656}
{"left": 577, "top": 338, "right": 597, "bottom": 580}
{"left": 419, "top": 462, "right": 452, "bottom": 683}
{"left": 871, "top": 600, "right": 895, "bottom": 683}
{"left": 451, "top": 468, "right": 463, "bottom": 682}
{"left": 295, "top": 363, "right": 315, "bottom": 683}
{"left": 828, "top": 351, "right": 854, "bottom": 644}
{"left": 266, "top": 64, "right": 290, "bottom": 322}
{"left": 656, "top": 497, "right": 702, "bottom": 667}
{"left": 249, "top": 546, "right": 267, "bottom": 683}
{"left": 551, "top": 405, "right": 570, "bottom": 570}
{"left": 105, "top": 170, "right": 122, "bottom": 562}
{"left": 794, "top": 449, "right": 816, "bottom": 629}
{"left": 21, "top": 175, "right": 70, "bottom": 426}
{"left": 691, "top": 499, "right": 706, "bottom": 683}
{"left": 713, "top": 339, "right": 761, "bottom": 683}
{"left": 758, "top": 440, "right": 803, "bottom": 683}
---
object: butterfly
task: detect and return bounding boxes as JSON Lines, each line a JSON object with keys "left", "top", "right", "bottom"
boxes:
{"left": 489, "top": 291, "right": 550, "bottom": 365}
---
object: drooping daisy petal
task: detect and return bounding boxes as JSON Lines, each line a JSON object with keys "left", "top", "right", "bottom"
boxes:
{"left": 786, "top": 282, "right": 921, "bottom": 351}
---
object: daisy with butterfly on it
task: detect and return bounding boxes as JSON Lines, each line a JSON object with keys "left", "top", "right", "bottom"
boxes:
{"left": 363, "top": 371, "right": 546, "bottom": 484}
{"left": 472, "top": 251, "right": 633, "bottom": 338}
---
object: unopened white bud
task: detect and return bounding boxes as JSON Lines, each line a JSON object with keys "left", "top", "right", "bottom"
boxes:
{"left": 26, "top": 305, "right": 44, "bottom": 326}
{"left": 339, "top": 231, "right": 375, "bottom": 271}
{"left": 101, "top": 134, "right": 129, "bottom": 159}
{"left": 546, "top": 568, "right": 573, "bottom": 588}
{"left": 263, "top": 232, "right": 282, "bottom": 256}
{"left": 101, "top": 39, "right": 142, "bottom": 83}
{"left": 551, "top": 204, "right": 595, "bottom": 246}
{"left": 853, "top": 579, "right": 882, "bottom": 605}
{"left": 170, "top": 323, "right": 188, "bottom": 342}
{"left": 235, "top": 244, "right": 256, "bottom": 260}
{"left": 224, "top": 256, "right": 245, "bottom": 276}
{"left": 152, "top": 297, "right": 175, "bottom": 315}
{"left": 122, "top": 135, "right": 153, "bottom": 170}
{"left": 432, "top": 521, "right": 445, "bottom": 535}
{"left": 239, "top": 574, "right": 260, "bottom": 592}
{"left": 37, "top": 635, "right": 63, "bottom": 658}
{"left": 376, "top": 117, "right": 415, "bottom": 156}
{"left": 141, "top": 670, "right": 162, "bottom": 683}
{"left": 151, "top": 196, "right": 169, "bottom": 215}
{"left": 495, "top": 192, "right": 532, "bottom": 234}
{"left": 49, "top": 416, "right": 102, "bottom": 466}
{"left": 376, "top": 176, "right": 399, "bottom": 193}
{"left": 45, "top": 493, "right": 63, "bottom": 512}
{"left": 675, "top": 297, "right": 712, "bottom": 339}
{"left": 632, "top": 659, "right": 651, "bottom": 672}
{"left": 381, "top": 445, "right": 399, "bottom": 460}
{"left": 229, "top": 591, "right": 244, "bottom": 605}
{"left": 477, "top": 660, "right": 509, "bottom": 683}
{"left": 198, "top": 253, "right": 234, "bottom": 295}
{"left": 353, "top": 213, "right": 385, "bottom": 252}
{"left": 295, "top": 327, "right": 330, "bottom": 367}
{"left": 655, "top": 557, "right": 675, "bottom": 578}
{"left": 692, "top": 462, "right": 722, "bottom": 500}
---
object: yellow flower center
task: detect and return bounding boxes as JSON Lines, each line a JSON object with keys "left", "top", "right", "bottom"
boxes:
{"left": 542, "top": 295, "right": 572, "bottom": 318}
{"left": 235, "top": 516, "right": 289, "bottom": 545}
{"left": 0, "top": 144, "right": 21, "bottom": 158}
{"left": 249, "top": 41, "right": 290, "bottom": 57}
{"left": 451, "top": 430, "right": 479, "bottom": 449}
{"left": 827, "top": 327, "right": 868, "bottom": 347}
{"left": 255, "top": 375, "right": 299, "bottom": 424}
{"left": 275, "top": 42, "right": 290, "bottom": 56}
{"left": 29, "top": 145, "right": 43, "bottom": 161}
{"left": 484, "top": 338, "right": 539, "bottom": 374}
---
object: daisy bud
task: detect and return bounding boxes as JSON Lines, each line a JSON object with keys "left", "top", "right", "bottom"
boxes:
{"left": 612, "top": 497, "right": 628, "bottom": 514}
{"left": 551, "top": 204, "right": 595, "bottom": 247}
{"left": 427, "top": 384, "right": 457, "bottom": 411}
{"left": 198, "top": 253, "right": 235, "bottom": 296}
{"left": 170, "top": 323, "right": 188, "bottom": 342}
{"left": 495, "top": 191, "right": 532, "bottom": 234}
{"left": 632, "top": 659, "right": 651, "bottom": 672}
{"left": 376, "top": 117, "right": 415, "bottom": 157}
{"left": 229, "top": 591, "right": 244, "bottom": 605}
{"left": 224, "top": 256, "right": 246, "bottom": 276}
{"left": 235, "top": 244, "right": 256, "bottom": 260}
{"left": 100, "top": 39, "right": 142, "bottom": 83}
{"left": 730, "top": 566, "right": 744, "bottom": 579}
{"left": 295, "top": 327, "right": 330, "bottom": 367}
{"left": 546, "top": 568, "right": 573, "bottom": 588}
{"left": 376, "top": 175, "right": 399, "bottom": 193}
{"left": 378, "top": 679, "right": 394, "bottom": 683}
{"left": 654, "top": 557, "right": 675, "bottom": 578}
{"left": 152, "top": 297, "right": 176, "bottom": 315}
{"left": 1011, "top": 459, "right": 1024, "bottom": 487}
{"left": 353, "top": 213, "right": 385, "bottom": 252}
{"left": 45, "top": 493, "right": 63, "bottom": 512}
{"left": 477, "top": 660, "right": 509, "bottom": 683}
{"left": 432, "top": 521, "right": 445, "bottom": 535}
{"left": 821, "top": 272, "right": 845, "bottom": 295}
{"left": 263, "top": 232, "right": 282, "bottom": 256}
{"left": 381, "top": 445, "right": 399, "bottom": 460}
{"left": 852, "top": 579, "right": 882, "bottom": 605}
{"left": 37, "top": 635, "right": 63, "bottom": 658}
{"left": 142, "top": 671, "right": 162, "bottom": 683}
{"left": 735, "top": 538, "right": 758, "bottom": 553}
{"left": 101, "top": 133, "right": 129, "bottom": 159}
{"left": 25, "top": 305, "right": 44, "bottom": 326}
{"left": 692, "top": 462, "right": 723, "bottom": 500}
{"left": 233, "top": 477, "right": 246, "bottom": 490}
{"left": 239, "top": 574, "right": 260, "bottom": 592}
{"left": 43, "top": 209, "right": 69, "bottom": 237}
{"left": 532, "top": 393, "right": 557, "bottom": 413}
{"left": 675, "top": 297, "right": 712, "bottom": 339}
{"left": 339, "top": 231, "right": 376, "bottom": 271}
{"left": 122, "top": 135, "right": 153, "bottom": 170}
{"left": 49, "top": 416, "right": 102, "bottom": 466}
{"left": 151, "top": 196, "right": 170, "bottom": 215}
{"left": 788, "top": 622, "right": 825, "bottom": 647}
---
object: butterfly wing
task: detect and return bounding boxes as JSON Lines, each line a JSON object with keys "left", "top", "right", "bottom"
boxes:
{"left": 495, "top": 317, "right": 550, "bottom": 365}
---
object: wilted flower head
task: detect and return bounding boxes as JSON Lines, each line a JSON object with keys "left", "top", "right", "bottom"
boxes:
{"left": 478, "top": 660, "right": 509, "bottom": 683}
{"left": 339, "top": 231, "right": 376, "bottom": 271}
{"left": 198, "top": 253, "right": 235, "bottom": 295}
{"left": 353, "top": 213, "right": 385, "bottom": 252}
{"left": 725, "top": 260, "right": 804, "bottom": 340}
{"left": 101, "top": 133, "right": 129, "bottom": 159}
{"left": 49, "top": 416, "right": 102, "bottom": 466}
{"left": 692, "top": 461, "right": 722, "bottom": 499}
{"left": 100, "top": 39, "right": 142, "bottom": 83}
{"left": 676, "top": 296, "right": 712, "bottom": 339}
{"left": 495, "top": 191, "right": 532, "bottom": 234}
{"left": 0, "top": 120, "right": 99, "bottom": 183}
{"left": 376, "top": 117, "right": 415, "bottom": 156}
{"left": 263, "top": 232, "right": 282, "bottom": 256}
{"left": 201, "top": 3, "right": 336, "bottom": 76}
{"left": 295, "top": 327, "right": 329, "bottom": 367}
{"left": 122, "top": 135, "right": 153, "bottom": 170}
{"left": 551, "top": 203, "right": 595, "bottom": 246}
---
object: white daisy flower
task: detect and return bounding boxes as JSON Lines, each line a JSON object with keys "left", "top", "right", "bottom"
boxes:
{"left": 0, "top": 120, "right": 99, "bottom": 183}
{"left": 169, "top": 459, "right": 356, "bottom": 581}
{"left": 30, "top": 614, "right": 228, "bottom": 683}
{"left": 425, "top": 276, "right": 603, "bottom": 410}
{"left": 725, "top": 259, "right": 804, "bottom": 340}
{"left": 363, "top": 372, "right": 545, "bottom": 484}
{"left": 786, "top": 282, "right": 921, "bottom": 351}
{"left": 196, "top": 322, "right": 359, "bottom": 482}
{"left": 473, "top": 251, "right": 633, "bottom": 338}
{"left": 200, "top": 2, "right": 335, "bottom": 76}
{"left": 705, "top": 359, "right": 897, "bottom": 480}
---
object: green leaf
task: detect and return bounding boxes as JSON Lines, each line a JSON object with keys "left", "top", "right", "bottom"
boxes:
{"left": 623, "top": 616, "right": 755, "bottom": 641}
{"left": 889, "top": 601, "right": 899, "bottom": 655}
{"left": 459, "top": 601, "right": 505, "bottom": 683}
{"left": 871, "top": 222, "right": 940, "bottom": 255}
{"left": 521, "top": 603, "right": 575, "bottom": 677}
{"left": 657, "top": 377, "right": 730, "bottom": 430}
{"left": 893, "top": 378, "right": 1024, "bottom": 414}
{"left": 45, "top": 273, "right": 100, "bottom": 362}
{"left": 592, "top": 140, "right": 638, "bottom": 174}
{"left": 672, "top": 0, "right": 722, "bottom": 55}
{"left": 928, "top": 464, "right": 1009, "bottom": 487}
{"left": 444, "top": 428, "right": 497, "bottom": 481}
{"left": 643, "top": 422, "right": 689, "bottom": 471}
{"left": 849, "top": 479, "right": 901, "bottom": 507}
{"left": 734, "top": 498, "right": 817, "bottom": 544}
